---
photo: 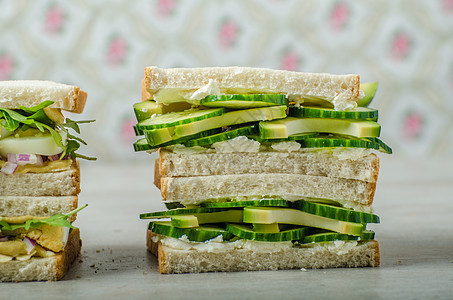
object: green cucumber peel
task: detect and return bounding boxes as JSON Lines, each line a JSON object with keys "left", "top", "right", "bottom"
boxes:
{"left": 0, "top": 204, "right": 87, "bottom": 231}
{"left": 139, "top": 207, "right": 226, "bottom": 219}
{"left": 148, "top": 221, "right": 235, "bottom": 242}
{"left": 0, "top": 102, "right": 96, "bottom": 160}
{"left": 291, "top": 200, "right": 380, "bottom": 224}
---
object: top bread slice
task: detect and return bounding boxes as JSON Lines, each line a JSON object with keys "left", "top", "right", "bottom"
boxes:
{"left": 143, "top": 66, "right": 361, "bottom": 103}
{"left": 0, "top": 80, "right": 87, "bottom": 113}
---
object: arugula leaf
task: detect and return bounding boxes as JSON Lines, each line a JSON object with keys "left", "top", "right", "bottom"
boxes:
{"left": 0, "top": 204, "right": 88, "bottom": 232}
{"left": 0, "top": 102, "right": 96, "bottom": 160}
{"left": 18, "top": 100, "right": 54, "bottom": 114}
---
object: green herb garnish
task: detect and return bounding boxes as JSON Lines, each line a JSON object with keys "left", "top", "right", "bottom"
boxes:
{"left": 0, "top": 101, "right": 96, "bottom": 160}
{"left": 0, "top": 204, "right": 88, "bottom": 231}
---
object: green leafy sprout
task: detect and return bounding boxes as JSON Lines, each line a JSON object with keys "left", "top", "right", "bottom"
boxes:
{"left": 0, "top": 101, "right": 96, "bottom": 160}
{"left": 0, "top": 204, "right": 88, "bottom": 231}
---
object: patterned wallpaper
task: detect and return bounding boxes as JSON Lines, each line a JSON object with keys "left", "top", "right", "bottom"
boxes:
{"left": 1, "top": 0, "right": 453, "bottom": 161}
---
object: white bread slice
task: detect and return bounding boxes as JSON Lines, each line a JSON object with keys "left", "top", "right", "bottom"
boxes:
{"left": 0, "top": 80, "right": 87, "bottom": 113}
{"left": 159, "top": 149, "right": 379, "bottom": 183}
{"left": 147, "top": 231, "right": 380, "bottom": 274}
{"left": 0, "top": 159, "right": 80, "bottom": 197}
{"left": 0, "top": 196, "right": 78, "bottom": 220}
{"left": 160, "top": 173, "right": 376, "bottom": 206}
{"left": 0, "top": 228, "right": 81, "bottom": 282}
{"left": 144, "top": 66, "right": 360, "bottom": 104}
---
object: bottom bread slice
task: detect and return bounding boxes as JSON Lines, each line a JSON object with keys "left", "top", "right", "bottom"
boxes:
{"left": 147, "top": 231, "right": 380, "bottom": 274}
{"left": 0, "top": 228, "right": 81, "bottom": 282}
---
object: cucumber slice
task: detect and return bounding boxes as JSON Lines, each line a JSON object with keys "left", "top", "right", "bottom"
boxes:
{"left": 300, "top": 231, "right": 358, "bottom": 244}
{"left": 170, "top": 210, "right": 243, "bottom": 228}
{"left": 259, "top": 117, "right": 381, "bottom": 139}
{"left": 360, "top": 230, "right": 376, "bottom": 240}
{"left": 249, "top": 132, "right": 318, "bottom": 143}
{"left": 133, "top": 100, "right": 192, "bottom": 122}
{"left": 165, "top": 202, "right": 185, "bottom": 210}
{"left": 138, "top": 108, "right": 225, "bottom": 130}
{"left": 243, "top": 207, "right": 364, "bottom": 236}
{"left": 288, "top": 106, "right": 378, "bottom": 121}
{"left": 184, "top": 125, "right": 257, "bottom": 147}
{"left": 140, "top": 207, "right": 225, "bottom": 219}
{"left": 171, "top": 215, "right": 199, "bottom": 228}
{"left": 148, "top": 221, "right": 235, "bottom": 242}
{"left": 0, "top": 130, "right": 66, "bottom": 157}
{"left": 133, "top": 101, "right": 161, "bottom": 122}
{"left": 226, "top": 223, "right": 309, "bottom": 242}
{"left": 201, "top": 199, "right": 291, "bottom": 208}
{"left": 365, "top": 137, "right": 393, "bottom": 154}
{"left": 291, "top": 200, "right": 380, "bottom": 224}
{"left": 144, "top": 127, "right": 221, "bottom": 147}
{"left": 133, "top": 124, "right": 143, "bottom": 136}
{"left": 133, "top": 138, "right": 151, "bottom": 152}
{"left": 200, "top": 94, "right": 287, "bottom": 109}
{"left": 357, "top": 82, "right": 378, "bottom": 107}
{"left": 145, "top": 106, "right": 287, "bottom": 146}
{"left": 252, "top": 223, "right": 280, "bottom": 233}
{"left": 300, "top": 134, "right": 380, "bottom": 150}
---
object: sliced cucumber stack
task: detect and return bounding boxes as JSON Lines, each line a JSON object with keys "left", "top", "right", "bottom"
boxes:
{"left": 149, "top": 221, "right": 235, "bottom": 242}
{"left": 144, "top": 106, "right": 287, "bottom": 146}
{"left": 225, "top": 223, "right": 309, "bottom": 242}
{"left": 288, "top": 106, "right": 378, "bottom": 121}
{"left": 259, "top": 117, "right": 381, "bottom": 139}
{"left": 201, "top": 199, "right": 291, "bottom": 208}
{"left": 184, "top": 125, "right": 257, "bottom": 147}
{"left": 138, "top": 108, "right": 225, "bottom": 130}
{"left": 243, "top": 207, "right": 364, "bottom": 236}
{"left": 201, "top": 94, "right": 287, "bottom": 109}
{"left": 291, "top": 200, "right": 380, "bottom": 224}
{"left": 144, "top": 127, "right": 221, "bottom": 148}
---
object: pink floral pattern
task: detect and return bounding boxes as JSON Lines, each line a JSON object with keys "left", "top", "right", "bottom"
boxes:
{"left": 121, "top": 117, "right": 137, "bottom": 146}
{"left": 402, "top": 110, "right": 424, "bottom": 141}
{"left": 218, "top": 18, "right": 240, "bottom": 50}
{"left": 0, "top": 53, "right": 14, "bottom": 80}
{"left": 329, "top": 2, "right": 350, "bottom": 31}
{"left": 391, "top": 31, "right": 412, "bottom": 61}
{"left": 280, "top": 49, "right": 300, "bottom": 71}
{"left": 45, "top": 3, "right": 65, "bottom": 35}
{"left": 442, "top": 0, "right": 453, "bottom": 13}
{"left": 107, "top": 35, "right": 128, "bottom": 66}
{"left": 156, "top": 0, "right": 177, "bottom": 18}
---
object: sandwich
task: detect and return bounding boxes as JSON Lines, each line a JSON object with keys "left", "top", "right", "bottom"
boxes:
{"left": 133, "top": 66, "right": 390, "bottom": 274}
{"left": 0, "top": 80, "right": 93, "bottom": 281}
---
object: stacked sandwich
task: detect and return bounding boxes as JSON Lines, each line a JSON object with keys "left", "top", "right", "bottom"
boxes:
{"left": 0, "top": 81, "right": 93, "bottom": 281}
{"left": 134, "top": 67, "right": 391, "bottom": 274}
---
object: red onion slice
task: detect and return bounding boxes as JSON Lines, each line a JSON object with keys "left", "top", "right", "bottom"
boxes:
{"left": 23, "top": 237, "right": 36, "bottom": 254}
{"left": 0, "top": 236, "right": 8, "bottom": 242}
{"left": 1, "top": 162, "right": 18, "bottom": 174}
{"left": 6, "top": 153, "right": 43, "bottom": 166}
